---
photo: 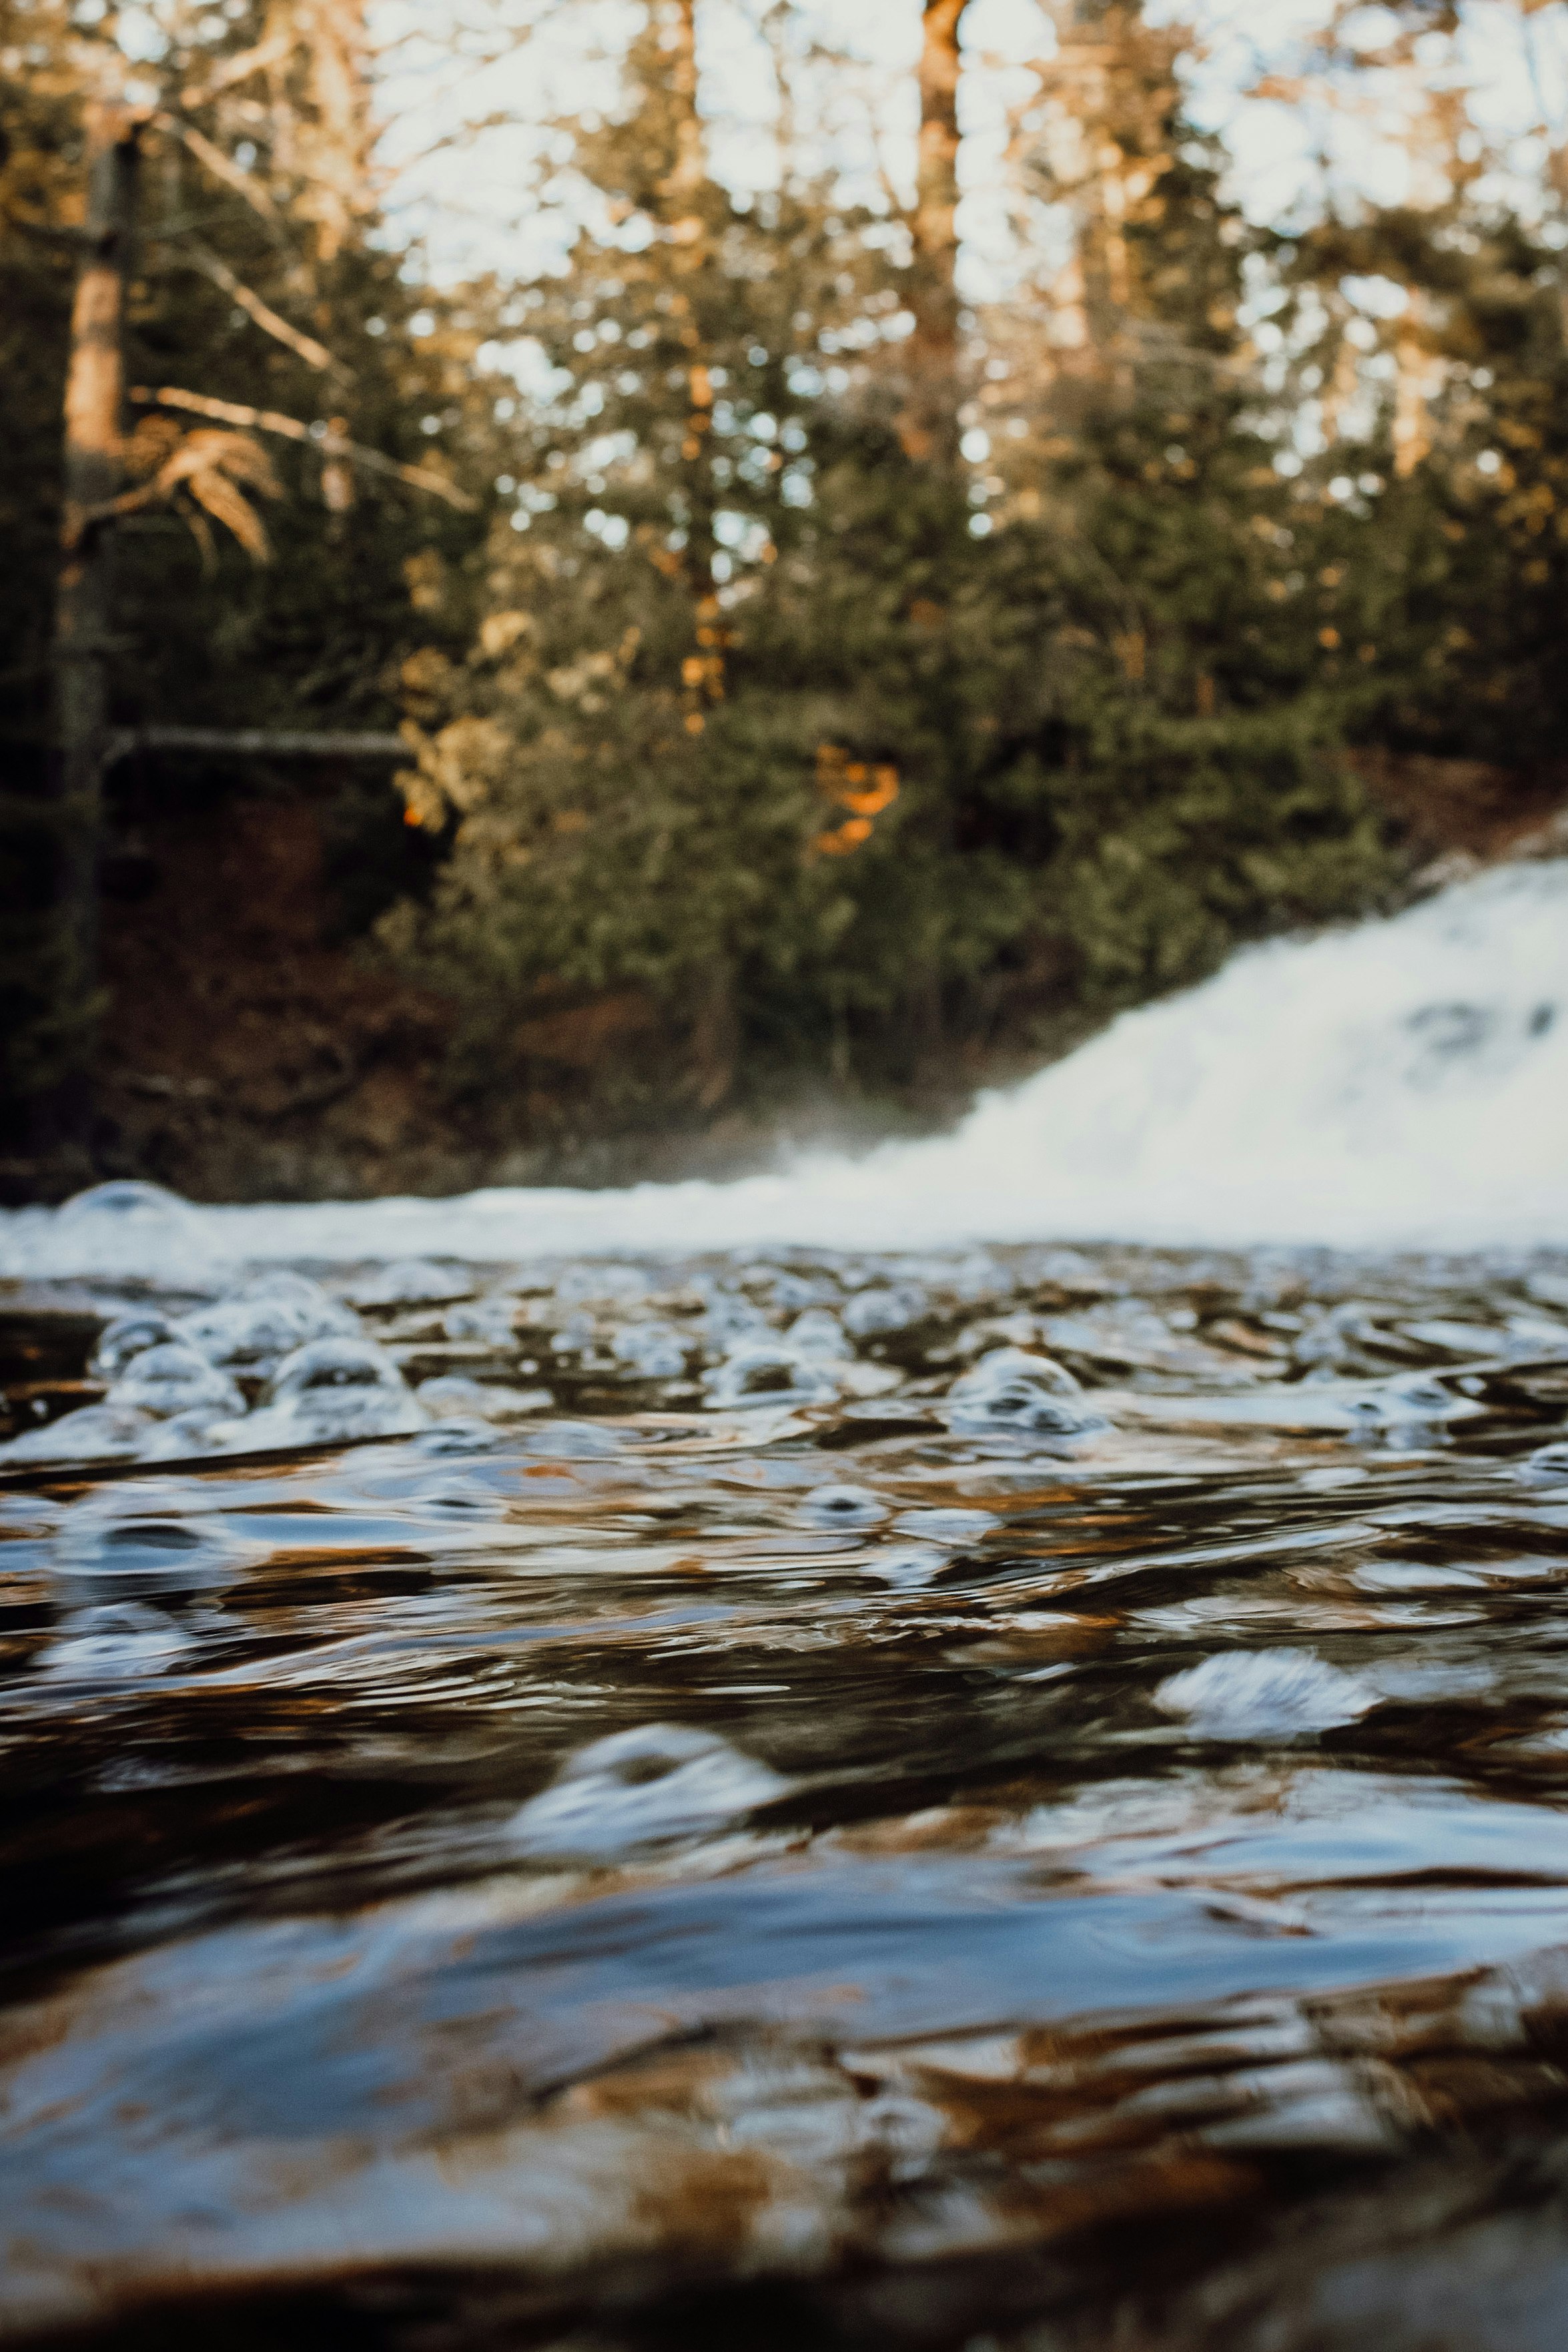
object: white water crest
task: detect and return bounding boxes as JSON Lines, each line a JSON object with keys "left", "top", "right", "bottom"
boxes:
{"left": 3, "top": 859, "right": 1565, "bottom": 1279}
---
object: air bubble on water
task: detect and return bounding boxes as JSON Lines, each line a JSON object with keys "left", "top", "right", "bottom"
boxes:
{"left": 234, "top": 1336, "right": 426, "bottom": 1449}
{"left": 272, "top": 1335, "right": 409, "bottom": 1395}
{"left": 107, "top": 1343, "right": 246, "bottom": 1421}
{"left": 50, "top": 1483, "right": 252, "bottom": 1581}
{"left": 1156, "top": 1647, "right": 1377, "bottom": 1739}
{"left": 1503, "top": 1314, "right": 1568, "bottom": 1361}
{"left": 610, "top": 1322, "right": 689, "bottom": 1379}
{"left": 444, "top": 1297, "right": 521, "bottom": 1346}
{"left": 865, "top": 1543, "right": 951, "bottom": 1588}
{"left": 893, "top": 1507, "right": 999, "bottom": 1543}
{"left": 951, "top": 1347, "right": 1080, "bottom": 1401}
{"left": 797, "top": 1484, "right": 889, "bottom": 1530}
{"left": 414, "top": 1375, "right": 553, "bottom": 1422}
{"left": 91, "top": 1309, "right": 181, "bottom": 1381}
{"left": 141, "top": 1406, "right": 249, "bottom": 1460}
{"left": 0, "top": 1403, "right": 155, "bottom": 1464}
{"left": 508, "top": 1723, "right": 794, "bottom": 1858}
{"left": 1339, "top": 1372, "right": 1481, "bottom": 1438}
{"left": 37, "top": 1601, "right": 198, "bottom": 1679}
{"left": 11, "top": 1181, "right": 219, "bottom": 1280}
{"left": 763, "top": 1270, "right": 840, "bottom": 1312}
{"left": 553, "top": 1263, "right": 651, "bottom": 1306}
{"left": 785, "top": 1309, "right": 850, "bottom": 1360}
{"left": 705, "top": 1342, "right": 841, "bottom": 1409}
{"left": 414, "top": 1418, "right": 506, "bottom": 1456}
{"left": 842, "top": 1284, "right": 929, "bottom": 1340}
{"left": 945, "top": 1348, "right": 1100, "bottom": 1437}
{"left": 349, "top": 1259, "right": 476, "bottom": 1309}
{"left": 177, "top": 1274, "right": 355, "bottom": 1375}
{"left": 698, "top": 1284, "right": 772, "bottom": 1348}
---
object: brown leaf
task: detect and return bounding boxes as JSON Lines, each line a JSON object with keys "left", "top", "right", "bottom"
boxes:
{"left": 185, "top": 464, "right": 273, "bottom": 562}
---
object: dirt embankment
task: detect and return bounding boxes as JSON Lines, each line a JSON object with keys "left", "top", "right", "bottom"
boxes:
{"left": 1347, "top": 749, "right": 1568, "bottom": 863}
{"left": 80, "top": 751, "right": 1568, "bottom": 1207}
{"left": 97, "top": 797, "right": 464, "bottom": 1201}
{"left": 90, "top": 793, "right": 898, "bottom": 1204}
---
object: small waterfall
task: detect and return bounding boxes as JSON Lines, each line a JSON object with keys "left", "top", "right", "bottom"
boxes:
{"left": 5, "top": 859, "right": 1565, "bottom": 1277}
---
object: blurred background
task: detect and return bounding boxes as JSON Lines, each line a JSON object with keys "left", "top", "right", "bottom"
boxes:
{"left": 4, "top": 0, "right": 1567, "bottom": 1206}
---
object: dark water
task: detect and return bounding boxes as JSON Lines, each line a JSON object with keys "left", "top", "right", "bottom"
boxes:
{"left": 6, "top": 1242, "right": 1568, "bottom": 2349}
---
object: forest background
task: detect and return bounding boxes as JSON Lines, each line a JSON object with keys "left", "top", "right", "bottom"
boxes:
{"left": 3, "top": 0, "right": 1567, "bottom": 1203}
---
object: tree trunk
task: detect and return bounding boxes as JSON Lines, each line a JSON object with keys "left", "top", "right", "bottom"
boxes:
{"left": 47, "top": 101, "right": 141, "bottom": 1157}
{"left": 655, "top": 1, "right": 722, "bottom": 721}
{"left": 300, "top": 0, "right": 373, "bottom": 268}
{"left": 898, "top": 0, "right": 967, "bottom": 464}
{"left": 663, "top": 0, "right": 705, "bottom": 214}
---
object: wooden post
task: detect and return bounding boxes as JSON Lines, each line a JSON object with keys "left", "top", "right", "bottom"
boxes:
{"left": 48, "top": 101, "right": 141, "bottom": 1151}
{"left": 898, "top": 0, "right": 967, "bottom": 464}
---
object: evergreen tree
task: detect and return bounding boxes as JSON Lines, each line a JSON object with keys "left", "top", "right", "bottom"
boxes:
{"left": 965, "top": 0, "right": 1389, "bottom": 1008}
{"left": 386, "top": 0, "right": 939, "bottom": 1104}
{"left": 389, "top": 0, "right": 1391, "bottom": 1119}
{"left": 0, "top": 0, "right": 489, "bottom": 1176}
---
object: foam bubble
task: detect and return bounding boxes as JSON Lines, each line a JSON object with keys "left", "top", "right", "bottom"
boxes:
{"left": 177, "top": 1276, "right": 354, "bottom": 1375}
{"left": 414, "top": 1376, "right": 552, "bottom": 1422}
{"left": 234, "top": 1337, "right": 426, "bottom": 1449}
{"left": 0, "top": 1404, "right": 155, "bottom": 1464}
{"left": 107, "top": 1344, "right": 244, "bottom": 1421}
{"left": 797, "top": 1484, "right": 889, "bottom": 1530}
{"left": 350, "top": 1260, "right": 476, "bottom": 1308}
{"left": 508, "top": 1723, "right": 793, "bottom": 1858}
{"left": 1156, "top": 1647, "right": 1378, "bottom": 1739}
{"left": 705, "top": 1342, "right": 841, "bottom": 1409}
{"left": 945, "top": 1348, "right": 1103, "bottom": 1439}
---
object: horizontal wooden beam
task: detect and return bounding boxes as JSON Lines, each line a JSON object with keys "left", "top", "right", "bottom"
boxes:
{"left": 107, "top": 725, "right": 408, "bottom": 765}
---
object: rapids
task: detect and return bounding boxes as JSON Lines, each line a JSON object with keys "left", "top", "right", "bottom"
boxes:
{"left": 3, "top": 867, "right": 1568, "bottom": 2351}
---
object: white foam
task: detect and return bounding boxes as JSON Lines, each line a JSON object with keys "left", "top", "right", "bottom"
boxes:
{"left": 4, "top": 860, "right": 1565, "bottom": 1276}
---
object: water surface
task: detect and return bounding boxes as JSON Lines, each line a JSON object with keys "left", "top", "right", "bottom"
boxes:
{"left": 6, "top": 1234, "right": 1568, "bottom": 2348}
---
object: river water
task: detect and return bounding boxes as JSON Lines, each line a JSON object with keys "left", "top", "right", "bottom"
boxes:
{"left": 3, "top": 865, "right": 1568, "bottom": 2349}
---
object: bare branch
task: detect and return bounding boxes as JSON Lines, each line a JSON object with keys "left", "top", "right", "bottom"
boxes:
{"left": 3, "top": 211, "right": 92, "bottom": 248}
{"left": 181, "top": 245, "right": 345, "bottom": 376}
{"left": 133, "top": 384, "right": 313, "bottom": 442}
{"left": 174, "top": 29, "right": 292, "bottom": 113}
{"left": 155, "top": 113, "right": 284, "bottom": 227}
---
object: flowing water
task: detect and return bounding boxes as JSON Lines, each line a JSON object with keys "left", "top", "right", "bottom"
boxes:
{"left": 3, "top": 866, "right": 1568, "bottom": 2350}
